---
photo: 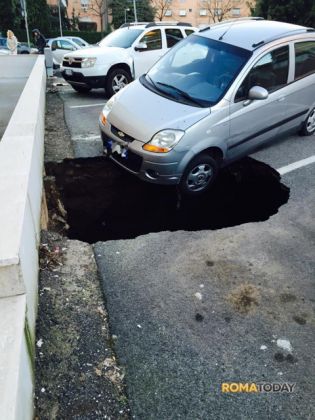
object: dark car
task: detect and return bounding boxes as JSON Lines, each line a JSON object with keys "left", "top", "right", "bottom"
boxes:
{"left": 0, "top": 37, "right": 37, "bottom": 54}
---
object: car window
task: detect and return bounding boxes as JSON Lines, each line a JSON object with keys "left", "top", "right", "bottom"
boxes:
{"left": 139, "top": 29, "right": 162, "bottom": 51}
{"left": 165, "top": 28, "right": 183, "bottom": 48}
{"left": 235, "top": 45, "right": 289, "bottom": 101}
{"left": 295, "top": 41, "right": 315, "bottom": 80}
{"left": 60, "top": 40, "right": 75, "bottom": 50}
{"left": 171, "top": 41, "right": 208, "bottom": 67}
{"left": 99, "top": 28, "right": 143, "bottom": 48}
{"left": 185, "top": 29, "right": 194, "bottom": 36}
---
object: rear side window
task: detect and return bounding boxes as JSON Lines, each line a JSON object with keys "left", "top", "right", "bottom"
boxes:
{"left": 236, "top": 45, "right": 289, "bottom": 101}
{"left": 140, "top": 29, "right": 162, "bottom": 50}
{"left": 185, "top": 29, "right": 195, "bottom": 36}
{"left": 295, "top": 41, "right": 315, "bottom": 79}
{"left": 165, "top": 28, "right": 183, "bottom": 48}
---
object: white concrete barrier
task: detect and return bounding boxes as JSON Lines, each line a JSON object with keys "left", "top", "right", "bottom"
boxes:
{"left": 0, "top": 55, "right": 46, "bottom": 420}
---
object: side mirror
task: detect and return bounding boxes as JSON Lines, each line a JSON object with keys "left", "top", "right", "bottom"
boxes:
{"left": 243, "top": 86, "right": 268, "bottom": 106}
{"left": 134, "top": 42, "right": 147, "bottom": 52}
{"left": 51, "top": 45, "right": 57, "bottom": 51}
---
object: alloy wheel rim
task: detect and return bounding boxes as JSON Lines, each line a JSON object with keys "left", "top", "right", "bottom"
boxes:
{"left": 112, "top": 75, "right": 128, "bottom": 92}
{"left": 186, "top": 163, "right": 213, "bottom": 191}
{"left": 306, "top": 108, "right": 315, "bottom": 133}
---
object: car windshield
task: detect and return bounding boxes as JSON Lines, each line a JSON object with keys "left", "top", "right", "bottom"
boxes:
{"left": 144, "top": 34, "right": 252, "bottom": 107}
{"left": 99, "top": 28, "right": 143, "bottom": 48}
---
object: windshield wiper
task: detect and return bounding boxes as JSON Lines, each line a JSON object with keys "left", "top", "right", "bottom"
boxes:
{"left": 146, "top": 74, "right": 159, "bottom": 90}
{"left": 156, "top": 82, "right": 203, "bottom": 106}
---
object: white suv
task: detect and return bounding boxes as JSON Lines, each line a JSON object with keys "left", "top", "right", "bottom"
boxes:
{"left": 60, "top": 22, "right": 196, "bottom": 96}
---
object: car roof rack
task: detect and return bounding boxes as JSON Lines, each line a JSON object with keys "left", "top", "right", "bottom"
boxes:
{"left": 145, "top": 22, "right": 192, "bottom": 28}
{"left": 252, "top": 27, "right": 315, "bottom": 48}
{"left": 120, "top": 22, "right": 150, "bottom": 28}
{"left": 199, "top": 17, "right": 264, "bottom": 32}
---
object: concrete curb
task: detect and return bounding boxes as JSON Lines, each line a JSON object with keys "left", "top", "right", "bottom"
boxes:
{"left": 0, "top": 56, "right": 46, "bottom": 420}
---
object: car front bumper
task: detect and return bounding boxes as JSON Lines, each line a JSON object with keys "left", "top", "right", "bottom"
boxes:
{"left": 61, "top": 68, "right": 106, "bottom": 89}
{"left": 99, "top": 121, "right": 183, "bottom": 185}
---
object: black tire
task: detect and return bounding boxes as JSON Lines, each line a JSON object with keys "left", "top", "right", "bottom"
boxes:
{"left": 300, "top": 106, "right": 315, "bottom": 136}
{"left": 179, "top": 153, "right": 219, "bottom": 195}
{"left": 105, "top": 68, "right": 132, "bottom": 98}
{"left": 71, "top": 85, "right": 91, "bottom": 93}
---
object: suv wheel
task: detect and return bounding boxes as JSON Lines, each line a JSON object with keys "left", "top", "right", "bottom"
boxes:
{"left": 71, "top": 85, "right": 91, "bottom": 93}
{"left": 106, "top": 68, "right": 132, "bottom": 97}
{"left": 179, "top": 154, "right": 219, "bottom": 195}
{"left": 300, "top": 106, "right": 315, "bottom": 136}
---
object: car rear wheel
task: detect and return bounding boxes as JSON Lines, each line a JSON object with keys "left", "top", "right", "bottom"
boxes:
{"left": 300, "top": 106, "right": 315, "bottom": 136}
{"left": 179, "top": 153, "right": 219, "bottom": 195}
{"left": 105, "top": 68, "right": 132, "bottom": 98}
{"left": 71, "top": 85, "right": 91, "bottom": 93}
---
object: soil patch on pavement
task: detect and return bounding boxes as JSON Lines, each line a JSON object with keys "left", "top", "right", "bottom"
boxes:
{"left": 35, "top": 231, "right": 130, "bottom": 419}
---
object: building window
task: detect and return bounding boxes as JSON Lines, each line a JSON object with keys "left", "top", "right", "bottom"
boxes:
{"left": 199, "top": 8, "right": 207, "bottom": 16}
{"left": 179, "top": 9, "right": 186, "bottom": 16}
{"left": 214, "top": 8, "right": 222, "bottom": 16}
{"left": 232, "top": 8, "right": 241, "bottom": 15}
{"left": 189, "top": 8, "right": 192, "bottom": 12}
{"left": 165, "top": 9, "right": 172, "bottom": 16}
{"left": 80, "top": 0, "right": 89, "bottom": 9}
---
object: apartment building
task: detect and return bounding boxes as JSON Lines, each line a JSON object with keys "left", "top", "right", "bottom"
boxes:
{"left": 47, "top": 0, "right": 107, "bottom": 31}
{"left": 160, "top": 0, "right": 252, "bottom": 27}
{"left": 47, "top": 0, "right": 252, "bottom": 32}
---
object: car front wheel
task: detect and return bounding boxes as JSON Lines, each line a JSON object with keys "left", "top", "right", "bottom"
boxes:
{"left": 300, "top": 106, "right": 315, "bottom": 136}
{"left": 105, "top": 68, "right": 132, "bottom": 98}
{"left": 179, "top": 153, "right": 219, "bottom": 195}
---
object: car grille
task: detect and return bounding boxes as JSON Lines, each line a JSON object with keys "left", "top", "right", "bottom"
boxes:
{"left": 111, "top": 125, "right": 134, "bottom": 143}
{"left": 62, "top": 57, "right": 82, "bottom": 68}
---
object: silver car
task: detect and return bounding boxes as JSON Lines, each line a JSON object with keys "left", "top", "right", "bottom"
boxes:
{"left": 99, "top": 19, "right": 315, "bottom": 195}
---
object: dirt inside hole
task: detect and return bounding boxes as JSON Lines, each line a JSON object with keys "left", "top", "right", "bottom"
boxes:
{"left": 45, "top": 156, "right": 290, "bottom": 243}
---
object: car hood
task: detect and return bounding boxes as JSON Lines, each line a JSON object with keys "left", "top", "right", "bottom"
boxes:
{"left": 108, "top": 80, "right": 210, "bottom": 143}
{"left": 64, "top": 46, "right": 128, "bottom": 60}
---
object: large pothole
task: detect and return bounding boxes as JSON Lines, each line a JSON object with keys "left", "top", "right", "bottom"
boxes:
{"left": 45, "top": 156, "right": 290, "bottom": 243}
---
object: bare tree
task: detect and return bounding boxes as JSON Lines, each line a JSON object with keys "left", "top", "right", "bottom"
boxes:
{"left": 152, "top": 0, "right": 171, "bottom": 21}
{"left": 88, "top": 0, "right": 109, "bottom": 31}
{"left": 200, "top": 0, "right": 243, "bottom": 23}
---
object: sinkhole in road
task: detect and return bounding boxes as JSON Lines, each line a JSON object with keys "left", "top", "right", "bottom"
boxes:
{"left": 45, "top": 156, "right": 290, "bottom": 244}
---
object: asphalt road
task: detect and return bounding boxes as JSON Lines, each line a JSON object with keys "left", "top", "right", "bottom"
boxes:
{"left": 58, "top": 82, "right": 315, "bottom": 419}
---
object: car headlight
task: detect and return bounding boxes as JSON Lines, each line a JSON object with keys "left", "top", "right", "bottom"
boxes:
{"left": 81, "top": 57, "right": 96, "bottom": 68}
{"left": 143, "top": 129, "right": 184, "bottom": 153}
{"left": 100, "top": 96, "right": 116, "bottom": 125}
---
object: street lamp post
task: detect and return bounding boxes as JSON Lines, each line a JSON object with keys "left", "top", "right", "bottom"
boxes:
{"left": 124, "top": 8, "right": 130, "bottom": 23}
{"left": 22, "top": 0, "right": 30, "bottom": 47}
{"left": 58, "top": 0, "right": 63, "bottom": 37}
{"left": 133, "top": 0, "right": 138, "bottom": 22}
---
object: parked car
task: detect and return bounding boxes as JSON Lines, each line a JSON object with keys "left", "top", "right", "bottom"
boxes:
{"left": 47, "top": 37, "right": 86, "bottom": 66}
{"left": 0, "top": 37, "right": 38, "bottom": 54}
{"left": 99, "top": 18, "right": 315, "bottom": 195}
{"left": 60, "top": 22, "right": 197, "bottom": 96}
{"left": 0, "top": 49, "right": 10, "bottom": 55}
{"left": 63, "top": 36, "right": 89, "bottom": 47}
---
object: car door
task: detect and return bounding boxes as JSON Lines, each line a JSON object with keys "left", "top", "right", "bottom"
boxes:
{"left": 227, "top": 45, "right": 290, "bottom": 159}
{"left": 280, "top": 40, "right": 315, "bottom": 133}
{"left": 132, "top": 29, "right": 164, "bottom": 78}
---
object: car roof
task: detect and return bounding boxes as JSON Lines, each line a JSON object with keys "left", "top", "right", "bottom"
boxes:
{"left": 198, "top": 19, "right": 314, "bottom": 51}
{"left": 120, "top": 22, "right": 196, "bottom": 30}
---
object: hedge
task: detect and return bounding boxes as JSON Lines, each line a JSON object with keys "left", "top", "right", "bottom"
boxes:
{"left": 10, "top": 29, "right": 110, "bottom": 44}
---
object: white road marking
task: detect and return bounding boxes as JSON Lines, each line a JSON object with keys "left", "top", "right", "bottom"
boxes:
{"left": 277, "top": 155, "right": 315, "bottom": 175}
{"left": 72, "top": 135, "right": 101, "bottom": 141}
{"left": 69, "top": 103, "right": 105, "bottom": 109}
